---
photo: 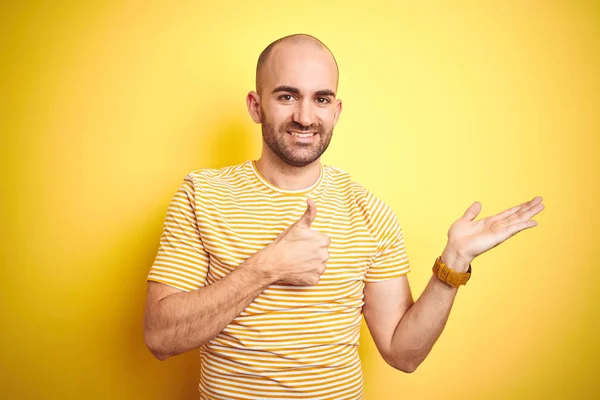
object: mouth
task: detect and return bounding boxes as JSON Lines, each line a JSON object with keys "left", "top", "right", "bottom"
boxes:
{"left": 287, "top": 131, "right": 318, "bottom": 139}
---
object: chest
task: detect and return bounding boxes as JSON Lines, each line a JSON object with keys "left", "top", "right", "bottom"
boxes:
{"left": 196, "top": 193, "right": 378, "bottom": 286}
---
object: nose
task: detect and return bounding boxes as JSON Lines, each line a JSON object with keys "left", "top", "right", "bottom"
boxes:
{"left": 292, "top": 99, "right": 316, "bottom": 128}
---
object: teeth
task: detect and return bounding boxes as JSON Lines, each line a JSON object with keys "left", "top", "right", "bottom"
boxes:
{"left": 290, "top": 132, "right": 315, "bottom": 138}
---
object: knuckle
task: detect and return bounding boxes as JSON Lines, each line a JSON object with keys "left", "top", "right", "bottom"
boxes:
{"left": 320, "top": 249, "right": 329, "bottom": 261}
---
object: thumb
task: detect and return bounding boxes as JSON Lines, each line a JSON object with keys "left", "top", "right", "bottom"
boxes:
{"left": 295, "top": 198, "right": 317, "bottom": 229}
{"left": 462, "top": 201, "right": 482, "bottom": 221}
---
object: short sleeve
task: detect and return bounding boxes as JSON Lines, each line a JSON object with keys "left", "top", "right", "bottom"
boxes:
{"left": 147, "top": 175, "right": 209, "bottom": 291}
{"left": 363, "top": 192, "right": 411, "bottom": 283}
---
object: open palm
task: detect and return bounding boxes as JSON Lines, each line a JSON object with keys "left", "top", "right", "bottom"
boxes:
{"left": 447, "top": 196, "right": 545, "bottom": 263}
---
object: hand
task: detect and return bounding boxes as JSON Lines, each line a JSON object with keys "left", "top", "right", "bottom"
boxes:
{"left": 445, "top": 196, "right": 545, "bottom": 264}
{"left": 263, "top": 198, "right": 330, "bottom": 286}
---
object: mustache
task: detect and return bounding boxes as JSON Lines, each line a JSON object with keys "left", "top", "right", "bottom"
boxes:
{"left": 280, "top": 121, "right": 325, "bottom": 134}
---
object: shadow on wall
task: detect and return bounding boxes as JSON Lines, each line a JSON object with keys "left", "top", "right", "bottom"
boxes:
{"left": 119, "top": 116, "right": 256, "bottom": 399}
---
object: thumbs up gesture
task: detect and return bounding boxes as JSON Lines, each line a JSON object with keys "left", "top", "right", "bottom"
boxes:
{"left": 265, "top": 199, "right": 331, "bottom": 286}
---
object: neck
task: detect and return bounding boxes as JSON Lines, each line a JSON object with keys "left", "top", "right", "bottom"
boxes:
{"left": 255, "top": 149, "right": 322, "bottom": 191}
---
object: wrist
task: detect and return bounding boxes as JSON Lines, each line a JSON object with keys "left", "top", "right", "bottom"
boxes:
{"left": 440, "top": 244, "right": 472, "bottom": 273}
{"left": 248, "top": 247, "right": 280, "bottom": 283}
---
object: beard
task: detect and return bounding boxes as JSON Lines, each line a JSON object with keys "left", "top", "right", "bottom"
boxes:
{"left": 260, "top": 109, "right": 334, "bottom": 168}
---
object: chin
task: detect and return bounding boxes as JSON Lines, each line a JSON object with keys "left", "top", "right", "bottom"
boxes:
{"left": 281, "top": 155, "right": 321, "bottom": 167}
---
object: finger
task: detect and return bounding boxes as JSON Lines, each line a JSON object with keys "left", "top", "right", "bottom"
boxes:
{"left": 319, "top": 248, "right": 330, "bottom": 262}
{"left": 524, "top": 202, "right": 545, "bottom": 220}
{"left": 295, "top": 198, "right": 317, "bottom": 229}
{"left": 320, "top": 233, "right": 331, "bottom": 247}
{"left": 462, "top": 201, "right": 482, "bottom": 221}
{"left": 494, "top": 196, "right": 544, "bottom": 222}
{"left": 505, "top": 219, "right": 539, "bottom": 238}
{"left": 516, "top": 196, "right": 544, "bottom": 218}
{"left": 494, "top": 202, "right": 527, "bottom": 221}
{"left": 508, "top": 202, "right": 545, "bottom": 225}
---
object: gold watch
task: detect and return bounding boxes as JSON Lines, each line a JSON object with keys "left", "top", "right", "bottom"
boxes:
{"left": 432, "top": 256, "right": 472, "bottom": 288}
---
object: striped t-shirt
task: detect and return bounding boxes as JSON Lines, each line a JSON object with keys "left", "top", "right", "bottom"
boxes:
{"left": 147, "top": 160, "right": 411, "bottom": 399}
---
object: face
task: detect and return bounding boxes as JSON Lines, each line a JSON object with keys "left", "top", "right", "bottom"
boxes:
{"left": 248, "top": 42, "right": 342, "bottom": 167}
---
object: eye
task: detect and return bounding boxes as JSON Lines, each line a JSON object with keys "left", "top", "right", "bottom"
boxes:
{"left": 316, "top": 97, "right": 331, "bottom": 104}
{"left": 278, "top": 94, "right": 295, "bottom": 102}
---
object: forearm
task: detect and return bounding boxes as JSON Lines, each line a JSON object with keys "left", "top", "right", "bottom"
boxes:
{"left": 389, "top": 246, "right": 470, "bottom": 372}
{"left": 145, "top": 251, "right": 276, "bottom": 360}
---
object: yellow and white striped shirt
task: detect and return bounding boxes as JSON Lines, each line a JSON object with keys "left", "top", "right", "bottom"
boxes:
{"left": 147, "top": 160, "right": 411, "bottom": 399}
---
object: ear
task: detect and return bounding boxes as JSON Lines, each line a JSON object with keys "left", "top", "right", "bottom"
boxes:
{"left": 246, "top": 91, "right": 262, "bottom": 124}
{"left": 333, "top": 98, "right": 343, "bottom": 127}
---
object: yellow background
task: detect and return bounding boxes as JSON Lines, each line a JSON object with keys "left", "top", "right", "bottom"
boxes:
{"left": 1, "top": 1, "right": 598, "bottom": 399}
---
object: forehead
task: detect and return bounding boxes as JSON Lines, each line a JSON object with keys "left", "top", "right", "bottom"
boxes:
{"left": 262, "top": 43, "right": 338, "bottom": 94}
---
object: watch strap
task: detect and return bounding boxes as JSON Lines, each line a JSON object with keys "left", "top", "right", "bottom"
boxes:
{"left": 432, "top": 256, "right": 471, "bottom": 288}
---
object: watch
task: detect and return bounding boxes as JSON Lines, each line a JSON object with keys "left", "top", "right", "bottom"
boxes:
{"left": 432, "top": 256, "right": 472, "bottom": 288}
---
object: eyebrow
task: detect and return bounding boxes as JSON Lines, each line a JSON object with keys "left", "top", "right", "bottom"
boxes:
{"left": 315, "top": 89, "right": 336, "bottom": 97}
{"left": 271, "top": 85, "right": 336, "bottom": 97}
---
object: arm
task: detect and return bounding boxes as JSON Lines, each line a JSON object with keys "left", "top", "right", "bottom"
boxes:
{"left": 364, "top": 196, "right": 544, "bottom": 373}
{"left": 144, "top": 250, "right": 276, "bottom": 361}
{"left": 363, "top": 246, "right": 467, "bottom": 373}
{"left": 144, "top": 198, "right": 328, "bottom": 361}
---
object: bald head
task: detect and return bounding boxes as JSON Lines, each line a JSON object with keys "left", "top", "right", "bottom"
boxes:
{"left": 255, "top": 34, "right": 339, "bottom": 95}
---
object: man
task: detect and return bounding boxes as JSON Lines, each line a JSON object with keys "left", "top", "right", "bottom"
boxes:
{"left": 144, "top": 34, "right": 544, "bottom": 399}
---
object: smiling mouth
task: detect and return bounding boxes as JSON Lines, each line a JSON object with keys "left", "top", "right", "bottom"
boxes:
{"left": 288, "top": 131, "right": 317, "bottom": 138}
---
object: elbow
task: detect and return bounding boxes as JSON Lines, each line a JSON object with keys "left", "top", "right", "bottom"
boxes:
{"left": 150, "top": 349, "right": 171, "bottom": 362}
{"left": 384, "top": 354, "right": 420, "bottom": 374}
{"left": 397, "top": 362, "right": 419, "bottom": 374}
{"left": 144, "top": 330, "right": 172, "bottom": 361}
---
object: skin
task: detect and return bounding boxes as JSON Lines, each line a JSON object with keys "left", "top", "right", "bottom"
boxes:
{"left": 144, "top": 34, "right": 545, "bottom": 374}
{"left": 247, "top": 36, "right": 342, "bottom": 190}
